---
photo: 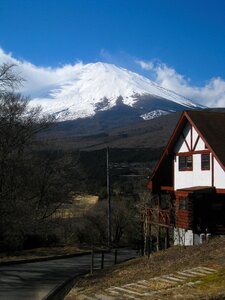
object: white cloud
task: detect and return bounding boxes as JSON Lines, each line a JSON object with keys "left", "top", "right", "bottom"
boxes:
{"left": 135, "top": 58, "right": 225, "bottom": 107}
{"left": 0, "top": 48, "right": 84, "bottom": 98}
{"left": 135, "top": 59, "right": 154, "bottom": 70}
{"left": 0, "top": 48, "right": 225, "bottom": 108}
{"left": 154, "top": 63, "right": 225, "bottom": 107}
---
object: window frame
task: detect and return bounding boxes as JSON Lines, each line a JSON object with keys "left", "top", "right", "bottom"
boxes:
{"left": 178, "top": 155, "right": 193, "bottom": 171}
{"left": 201, "top": 153, "right": 210, "bottom": 170}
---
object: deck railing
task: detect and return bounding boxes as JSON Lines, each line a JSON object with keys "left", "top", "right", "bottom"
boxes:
{"left": 141, "top": 207, "right": 171, "bottom": 227}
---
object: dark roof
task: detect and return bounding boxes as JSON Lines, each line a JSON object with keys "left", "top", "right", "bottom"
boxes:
{"left": 186, "top": 110, "right": 225, "bottom": 168}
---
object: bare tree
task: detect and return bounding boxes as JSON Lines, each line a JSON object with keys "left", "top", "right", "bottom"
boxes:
{"left": 0, "top": 64, "right": 70, "bottom": 251}
{"left": 0, "top": 63, "right": 23, "bottom": 92}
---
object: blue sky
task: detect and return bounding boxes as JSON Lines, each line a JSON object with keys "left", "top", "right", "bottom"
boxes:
{"left": 0, "top": 0, "right": 225, "bottom": 106}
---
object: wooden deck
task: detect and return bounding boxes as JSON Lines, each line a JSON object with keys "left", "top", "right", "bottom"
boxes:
{"left": 141, "top": 207, "right": 171, "bottom": 227}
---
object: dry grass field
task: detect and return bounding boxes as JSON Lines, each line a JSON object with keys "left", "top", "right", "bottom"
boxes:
{"left": 52, "top": 193, "right": 99, "bottom": 219}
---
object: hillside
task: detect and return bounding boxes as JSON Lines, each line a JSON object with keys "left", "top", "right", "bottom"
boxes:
{"left": 66, "top": 237, "right": 225, "bottom": 300}
{"left": 41, "top": 111, "right": 181, "bottom": 150}
{"left": 41, "top": 108, "right": 225, "bottom": 151}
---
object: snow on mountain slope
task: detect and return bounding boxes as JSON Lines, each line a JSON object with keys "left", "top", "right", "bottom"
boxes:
{"left": 140, "top": 109, "right": 170, "bottom": 120}
{"left": 29, "top": 62, "right": 203, "bottom": 120}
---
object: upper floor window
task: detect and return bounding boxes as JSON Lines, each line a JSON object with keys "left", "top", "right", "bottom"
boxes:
{"left": 179, "top": 155, "right": 193, "bottom": 171}
{"left": 201, "top": 153, "right": 210, "bottom": 170}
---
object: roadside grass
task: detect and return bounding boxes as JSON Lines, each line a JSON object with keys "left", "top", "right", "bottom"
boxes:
{"left": 66, "top": 236, "right": 225, "bottom": 299}
{"left": 156, "top": 269, "right": 225, "bottom": 300}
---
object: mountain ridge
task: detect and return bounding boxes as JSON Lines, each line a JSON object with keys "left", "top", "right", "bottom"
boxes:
{"left": 29, "top": 62, "right": 204, "bottom": 122}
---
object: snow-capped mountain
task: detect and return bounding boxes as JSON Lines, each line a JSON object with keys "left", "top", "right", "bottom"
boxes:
{"left": 29, "top": 62, "right": 204, "bottom": 121}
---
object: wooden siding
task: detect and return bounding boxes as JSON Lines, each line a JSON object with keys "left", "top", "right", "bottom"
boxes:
{"left": 176, "top": 193, "right": 193, "bottom": 229}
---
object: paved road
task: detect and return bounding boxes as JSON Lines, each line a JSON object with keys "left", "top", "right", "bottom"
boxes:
{"left": 0, "top": 249, "right": 137, "bottom": 300}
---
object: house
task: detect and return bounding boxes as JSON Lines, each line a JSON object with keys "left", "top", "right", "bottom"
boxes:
{"left": 147, "top": 110, "right": 225, "bottom": 246}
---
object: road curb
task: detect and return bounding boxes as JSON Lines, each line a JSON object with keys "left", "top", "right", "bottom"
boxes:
{"left": 43, "top": 251, "right": 136, "bottom": 300}
{"left": 43, "top": 271, "right": 88, "bottom": 300}
{"left": 0, "top": 248, "right": 111, "bottom": 267}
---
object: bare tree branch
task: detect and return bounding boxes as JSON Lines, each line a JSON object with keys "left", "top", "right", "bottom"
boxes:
{"left": 0, "top": 63, "right": 24, "bottom": 92}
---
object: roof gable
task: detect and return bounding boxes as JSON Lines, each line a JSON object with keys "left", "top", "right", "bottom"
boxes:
{"left": 149, "top": 110, "right": 225, "bottom": 190}
{"left": 185, "top": 111, "right": 225, "bottom": 168}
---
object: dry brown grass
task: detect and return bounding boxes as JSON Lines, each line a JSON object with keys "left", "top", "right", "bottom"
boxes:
{"left": 153, "top": 270, "right": 225, "bottom": 300}
{"left": 66, "top": 236, "right": 225, "bottom": 299}
{"left": 52, "top": 193, "right": 99, "bottom": 219}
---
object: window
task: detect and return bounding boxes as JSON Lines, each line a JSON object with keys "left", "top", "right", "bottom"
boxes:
{"left": 179, "top": 155, "right": 193, "bottom": 171}
{"left": 201, "top": 154, "right": 210, "bottom": 170}
{"left": 179, "top": 197, "right": 188, "bottom": 210}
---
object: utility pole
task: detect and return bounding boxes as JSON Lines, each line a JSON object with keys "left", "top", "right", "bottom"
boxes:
{"left": 107, "top": 146, "right": 111, "bottom": 248}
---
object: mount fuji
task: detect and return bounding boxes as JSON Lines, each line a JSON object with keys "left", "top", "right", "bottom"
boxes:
{"left": 29, "top": 62, "right": 204, "bottom": 123}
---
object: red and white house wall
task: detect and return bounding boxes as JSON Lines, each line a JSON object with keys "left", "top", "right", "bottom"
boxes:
{"left": 148, "top": 111, "right": 225, "bottom": 246}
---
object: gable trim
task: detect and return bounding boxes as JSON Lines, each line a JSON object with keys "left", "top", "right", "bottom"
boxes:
{"left": 193, "top": 135, "right": 200, "bottom": 151}
{"left": 190, "top": 125, "right": 193, "bottom": 150}
{"left": 149, "top": 112, "right": 187, "bottom": 184}
{"left": 175, "top": 150, "right": 210, "bottom": 156}
{"left": 182, "top": 133, "right": 191, "bottom": 151}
